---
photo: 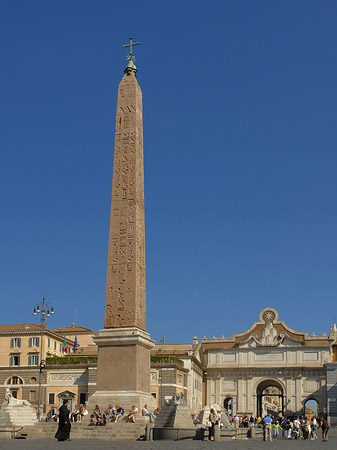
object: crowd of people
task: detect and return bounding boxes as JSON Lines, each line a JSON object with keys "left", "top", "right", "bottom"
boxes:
{"left": 89, "top": 404, "right": 160, "bottom": 426}
{"left": 230, "top": 413, "right": 330, "bottom": 442}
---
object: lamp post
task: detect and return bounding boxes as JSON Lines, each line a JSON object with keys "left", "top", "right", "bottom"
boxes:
{"left": 33, "top": 296, "right": 54, "bottom": 421}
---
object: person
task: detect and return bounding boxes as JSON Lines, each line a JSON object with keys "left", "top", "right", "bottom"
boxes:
{"left": 280, "top": 417, "right": 287, "bottom": 438}
{"left": 192, "top": 414, "right": 200, "bottom": 425}
{"left": 105, "top": 404, "right": 116, "bottom": 423}
{"left": 319, "top": 417, "right": 329, "bottom": 442}
{"left": 92, "top": 404, "right": 104, "bottom": 425}
{"left": 127, "top": 405, "right": 138, "bottom": 423}
{"left": 142, "top": 404, "right": 155, "bottom": 423}
{"left": 302, "top": 416, "right": 311, "bottom": 440}
{"left": 71, "top": 405, "right": 79, "bottom": 422}
{"left": 293, "top": 416, "right": 301, "bottom": 439}
{"left": 262, "top": 414, "right": 272, "bottom": 441}
{"left": 115, "top": 405, "right": 124, "bottom": 422}
{"left": 153, "top": 406, "right": 161, "bottom": 417}
{"left": 272, "top": 421, "right": 282, "bottom": 439}
{"left": 78, "top": 404, "right": 87, "bottom": 422}
{"left": 208, "top": 408, "right": 216, "bottom": 441}
{"left": 55, "top": 399, "right": 71, "bottom": 441}
{"left": 311, "top": 416, "right": 318, "bottom": 440}
{"left": 286, "top": 419, "right": 293, "bottom": 439}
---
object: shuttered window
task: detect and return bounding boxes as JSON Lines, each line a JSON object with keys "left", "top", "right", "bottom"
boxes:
{"left": 9, "top": 355, "right": 20, "bottom": 366}
{"left": 10, "top": 338, "right": 21, "bottom": 348}
{"left": 29, "top": 337, "right": 39, "bottom": 348}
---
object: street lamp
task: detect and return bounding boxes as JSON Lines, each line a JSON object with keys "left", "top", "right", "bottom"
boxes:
{"left": 33, "top": 296, "right": 54, "bottom": 421}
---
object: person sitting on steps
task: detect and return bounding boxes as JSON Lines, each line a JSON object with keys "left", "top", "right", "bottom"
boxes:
{"left": 127, "top": 405, "right": 138, "bottom": 423}
{"left": 142, "top": 404, "right": 155, "bottom": 423}
{"left": 115, "top": 405, "right": 124, "bottom": 422}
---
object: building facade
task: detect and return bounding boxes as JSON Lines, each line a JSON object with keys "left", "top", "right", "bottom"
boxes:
{"left": 202, "top": 308, "right": 335, "bottom": 419}
{"left": 150, "top": 340, "right": 204, "bottom": 414}
{"left": 1, "top": 312, "right": 336, "bottom": 425}
{"left": 0, "top": 324, "right": 73, "bottom": 413}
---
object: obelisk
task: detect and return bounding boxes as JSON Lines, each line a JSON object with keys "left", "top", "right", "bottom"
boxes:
{"left": 88, "top": 39, "right": 155, "bottom": 410}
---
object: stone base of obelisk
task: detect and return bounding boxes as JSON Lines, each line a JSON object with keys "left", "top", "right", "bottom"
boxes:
{"left": 87, "top": 327, "right": 156, "bottom": 415}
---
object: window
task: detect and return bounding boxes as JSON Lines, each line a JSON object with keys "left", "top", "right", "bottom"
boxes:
{"left": 48, "top": 393, "right": 55, "bottom": 405}
{"left": 10, "top": 355, "right": 20, "bottom": 366}
{"left": 47, "top": 338, "right": 51, "bottom": 349}
{"left": 79, "top": 393, "right": 87, "bottom": 405}
{"left": 7, "top": 376, "right": 23, "bottom": 385}
{"left": 60, "top": 343, "right": 63, "bottom": 352}
{"left": 54, "top": 341, "right": 57, "bottom": 351}
{"left": 29, "top": 337, "right": 40, "bottom": 348}
{"left": 28, "top": 354, "right": 39, "bottom": 366}
{"left": 30, "top": 377, "right": 37, "bottom": 383}
{"left": 10, "top": 338, "right": 21, "bottom": 348}
{"left": 150, "top": 372, "right": 157, "bottom": 382}
{"left": 29, "top": 391, "right": 36, "bottom": 401}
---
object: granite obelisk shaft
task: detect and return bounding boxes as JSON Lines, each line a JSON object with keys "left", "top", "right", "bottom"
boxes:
{"left": 104, "top": 70, "right": 146, "bottom": 331}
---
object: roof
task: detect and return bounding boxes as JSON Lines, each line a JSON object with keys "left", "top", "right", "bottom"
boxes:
{"left": 0, "top": 324, "right": 74, "bottom": 344}
{"left": 0, "top": 324, "right": 45, "bottom": 332}
{"left": 51, "top": 326, "right": 97, "bottom": 335}
{"left": 152, "top": 344, "right": 193, "bottom": 356}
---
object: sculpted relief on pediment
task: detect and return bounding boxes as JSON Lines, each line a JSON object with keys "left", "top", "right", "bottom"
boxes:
{"left": 238, "top": 308, "right": 302, "bottom": 348}
{"left": 251, "top": 321, "right": 286, "bottom": 347}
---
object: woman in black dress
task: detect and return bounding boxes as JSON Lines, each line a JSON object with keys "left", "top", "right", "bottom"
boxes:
{"left": 55, "top": 399, "right": 71, "bottom": 441}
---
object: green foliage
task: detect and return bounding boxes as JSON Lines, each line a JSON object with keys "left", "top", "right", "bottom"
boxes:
{"left": 150, "top": 355, "right": 184, "bottom": 366}
{"left": 46, "top": 356, "right": 97, "bottom": 365}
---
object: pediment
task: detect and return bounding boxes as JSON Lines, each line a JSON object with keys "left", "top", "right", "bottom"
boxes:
{"left": 237, "top": 332, "right": 302, "bottom": 348}
{"left": 234, "top": 308, "right": 305, "bottom": 348}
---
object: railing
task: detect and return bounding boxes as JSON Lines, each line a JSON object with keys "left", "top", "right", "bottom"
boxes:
{"left": 150, "top": 356, "right": 184, "bottom": 366}
{"left": 0, "top": 426, "right": 23, "bottom": 439}
{"left": 46, "top": 356, "right": 97, "bottom": 365}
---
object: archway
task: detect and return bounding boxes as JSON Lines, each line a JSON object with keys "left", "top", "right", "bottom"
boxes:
{"left": 256, "top": 380, "right": 284, "bottom": 418}
{"left": 304, "top": 398, "right": 319, "bottom": 419}
{"left": 224, "top": 397, "right": 233, "bottom": 415}
{"left": 6, "top": 376, "right": 23, "bottom": 399}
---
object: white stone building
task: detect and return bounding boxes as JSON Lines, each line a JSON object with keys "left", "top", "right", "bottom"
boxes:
{"left": 202, "top": 308, "right": 335, "bottom": 419}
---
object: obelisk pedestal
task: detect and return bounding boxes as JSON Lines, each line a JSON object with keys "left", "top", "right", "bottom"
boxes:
{"left": 88, "top": 41, "right": 156, "bottom": 412}
{"left": 88, "top": 327, "right": 155, "bottom": 409}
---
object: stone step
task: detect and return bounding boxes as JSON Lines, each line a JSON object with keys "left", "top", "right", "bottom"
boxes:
{"left": 21, "top": 422, "right": 147, "bottom": 440}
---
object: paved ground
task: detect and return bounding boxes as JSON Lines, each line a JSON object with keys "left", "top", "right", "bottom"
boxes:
{"left": 0, "top": 428, "right": 336, "bottom": 450}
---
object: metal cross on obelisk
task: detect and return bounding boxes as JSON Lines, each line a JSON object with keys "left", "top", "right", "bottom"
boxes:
{"left": 122, "top": 37, "right": 140, "bottom": 61}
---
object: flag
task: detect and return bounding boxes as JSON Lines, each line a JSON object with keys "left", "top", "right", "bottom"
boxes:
{"left": 73, "top": 335, "right": 78, "bottom": 354}
{"left": 63, "top": 335, "right": 67, "bottom": 353}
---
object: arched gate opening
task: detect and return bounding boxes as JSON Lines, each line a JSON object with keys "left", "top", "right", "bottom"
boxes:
{"left": 257, "top": 380, "right": 284, "bottom": 418}
{"left": 304, "top": 398, "right": 319, "bottom": 419}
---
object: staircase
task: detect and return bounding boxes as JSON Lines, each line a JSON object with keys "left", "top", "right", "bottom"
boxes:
{"left": 21, "top": 417, "right": 150, "bottom": 440}
{"left": 0, "top": 405, "right": 37, "bottom": 427}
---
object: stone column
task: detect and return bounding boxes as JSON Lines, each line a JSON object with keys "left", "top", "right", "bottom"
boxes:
{"left": 246, "top": 377, "right": 254, "bottom": 413}
{"left": 237, "top": 379, "right": 245, "bottom": 413}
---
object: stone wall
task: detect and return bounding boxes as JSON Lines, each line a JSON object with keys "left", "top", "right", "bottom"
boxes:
{"left": 326, "top": 363, "right": 337, "bottom": 426}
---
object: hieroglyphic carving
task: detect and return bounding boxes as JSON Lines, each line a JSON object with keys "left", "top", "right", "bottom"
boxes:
{"left": 104, "top": 70, "right": 146, "bottom": 330}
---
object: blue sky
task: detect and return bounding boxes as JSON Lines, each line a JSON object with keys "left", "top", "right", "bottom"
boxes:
{"left": 1, "top": 1, "right": 336, "bottom": 343}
